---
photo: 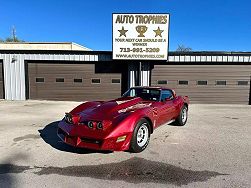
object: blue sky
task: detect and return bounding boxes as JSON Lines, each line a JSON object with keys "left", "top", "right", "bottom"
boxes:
{"left": 0, "top": 0, "right": 250, "bottom": 51}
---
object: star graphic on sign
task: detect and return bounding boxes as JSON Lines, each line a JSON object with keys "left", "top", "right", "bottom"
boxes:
{"left": 118, "top": 26, "right": 128, "bottom": 37}
{"left": 153, "top": 26, "right": 164, "bottom": 37}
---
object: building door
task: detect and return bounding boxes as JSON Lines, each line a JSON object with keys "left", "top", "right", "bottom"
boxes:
{"left": 151, "top": 65, "right": 251, "bottom": 104}
{"left": 27, "top": 62, "right": 122, "bottom": 101}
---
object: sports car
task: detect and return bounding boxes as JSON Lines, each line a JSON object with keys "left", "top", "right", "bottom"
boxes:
{"left": 58, "top": 86, "right": 189, "bottom": 153}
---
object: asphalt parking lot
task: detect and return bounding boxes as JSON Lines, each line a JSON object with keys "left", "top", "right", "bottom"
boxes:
{"left": 0, "top": 100, "right": 251, "bottom": 188}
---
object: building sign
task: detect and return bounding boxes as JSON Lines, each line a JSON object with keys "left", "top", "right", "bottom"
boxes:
{"left": 112, "top": 13, "right": 170, "bottom": 60}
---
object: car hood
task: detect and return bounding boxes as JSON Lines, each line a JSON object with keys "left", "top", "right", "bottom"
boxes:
{"left": 79, "top": 97, "right": 152, "bottom": 121}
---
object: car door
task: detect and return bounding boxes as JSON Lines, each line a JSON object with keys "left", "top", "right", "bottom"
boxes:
{"left": 158, "top": 90, "right": 176, "bottom": 125}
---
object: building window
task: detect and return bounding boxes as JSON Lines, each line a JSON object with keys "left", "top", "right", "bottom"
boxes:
{"left": 92, "top": 78, "right": 101, "bottom": 84}
{"left": 197, "top": 80, "right": 208, "bottom": 85}
{"left": 178, "top": 80, "right": 188, "bottom": 85}
{"left": 237, "top": 81, "right": 248, "bottom": 85}
{"left": 157, "top": 80, "right": 168, "bottom": 85}
{"left": 56, "top": 78, "right": 64, "bottom": 83}
{"left": 74, "top": 78, "right": 82, "bottom": 83}
{"left": 36, "top": 77, "right": 44, "bottom": 83}
{"left": 216, "top": 80, "right": 226, "bottom": 85}
{"left": 112, "top": 79, "right": 120, "bottom": 84}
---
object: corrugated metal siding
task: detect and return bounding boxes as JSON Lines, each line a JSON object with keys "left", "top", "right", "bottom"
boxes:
{"left": 28, "top": 63, "right": 121, "bottom": 101}
{"left": 140, "top": 62, "right": 150, "bottom": 86}
{"left": 128, "top": 63, "right": 137, "bottom": 88}
{"left": 0, "top": 54, "right": 26, "bottom": 100}
{"left": 0, "top": 62, "right": 3, "bottom": 99}
{"left": 151, "top": 65, "right": 251, "bottom": 104}
{"left": 167, "top": 55, "right": 251, "bottom": 63}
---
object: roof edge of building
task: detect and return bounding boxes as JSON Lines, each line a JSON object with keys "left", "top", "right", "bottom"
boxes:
{"left": 1, "top": 48, "right": 251, "bottom": 56}
{"left": 0, "top": 42, "right": 91, "bottom": 51}
{"left": 171, "top": 51, "right": 251, "bottom": 55}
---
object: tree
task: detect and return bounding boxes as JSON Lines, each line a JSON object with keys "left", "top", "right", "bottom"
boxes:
{"left": 5, "top": 37, "right": 24, "bottom": 42}
{"left": 176, "top": 44, "right": 192, "bottom": 52}
{"left": 0, "top": 26, "right": 25, "bottom": 42}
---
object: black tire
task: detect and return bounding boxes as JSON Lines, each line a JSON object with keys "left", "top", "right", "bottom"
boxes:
{"left": 129, "top": 119, "right": 150, "bottom": 153}
{"left": 175, "top": 105, "right": 188, "bottom": 126}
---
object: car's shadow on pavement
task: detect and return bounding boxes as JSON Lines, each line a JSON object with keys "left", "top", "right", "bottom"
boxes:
{"left": 38, "top": 121, "right": 112, "bottom": 154}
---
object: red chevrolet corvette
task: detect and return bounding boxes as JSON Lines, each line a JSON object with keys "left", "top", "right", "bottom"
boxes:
{"left": 58, "top": 87, "right": 189, "bottom": 153}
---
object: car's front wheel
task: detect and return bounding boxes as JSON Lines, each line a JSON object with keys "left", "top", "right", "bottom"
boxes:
{"left": 130, "top": 119, "right": 150, "bottom": 153}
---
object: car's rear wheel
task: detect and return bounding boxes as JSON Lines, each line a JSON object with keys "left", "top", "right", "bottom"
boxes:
{"left": 130, "top": 119, "right": 150, "bottom": 153}
{"left": 175, "top": 105, "right": 188, "bottom": 126}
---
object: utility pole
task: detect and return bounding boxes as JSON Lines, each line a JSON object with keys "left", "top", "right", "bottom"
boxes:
{"left": 12, "top": 26, "right": 17, "bottom": 42}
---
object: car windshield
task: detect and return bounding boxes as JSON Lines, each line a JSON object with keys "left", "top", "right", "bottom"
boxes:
{"left": 122, "top": 88, "right": 161, "bottom": 101}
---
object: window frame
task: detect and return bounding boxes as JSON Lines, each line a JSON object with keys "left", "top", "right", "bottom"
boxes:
{"left": 111, "top": 78, "right": 121, "bottom": 84}
{"left": 91, "top": 78, "right": 101, "bottom": 84}
{"left": 197, "top": 80, "right": 208, "bottom": 86}
{"left": 73, "top": 78, "right": 83, "bottom": 83}
{"left": 160, "top": 89, "right": 174, "bottom": 102}
{"left": 35, "top": 77, "right": 45, "bottom": 83}
{"left": 157, "top": 80, "right": 168, "bottom": 85}
{"left": 122, "top": 88, "right": 161, "bottom": 101}
{"left": 55, "top": 78, "right": 65, "bottom": 83}
{"left": 178, "top": 80, "right": 189, "bottom": 85}
{"left": 215, "top": 80, "right": 227, "bottom": 86}
{"left": 237, "top": 80, "right": 249, "bottom": 86}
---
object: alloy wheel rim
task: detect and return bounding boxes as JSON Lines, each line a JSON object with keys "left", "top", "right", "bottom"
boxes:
{"left": 181, "top": 108, "right": 187, "bottom": 123}
{"left": 137, "top": 123, "right": 149, "bottom": 147}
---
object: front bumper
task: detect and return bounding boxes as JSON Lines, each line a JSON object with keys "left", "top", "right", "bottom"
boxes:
{"left": 57, "top": 121, "right": 132, "bottom": 151}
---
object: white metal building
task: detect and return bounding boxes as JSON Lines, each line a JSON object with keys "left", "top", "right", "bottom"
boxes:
{"left": 0, "top": 42, "right": 251, "bottom": 104}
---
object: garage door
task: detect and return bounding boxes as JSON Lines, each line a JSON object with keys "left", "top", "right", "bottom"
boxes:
{"left": 151, "top": 65, "right": 251, "bottom": 104}
{"left": 28, "top": 63, "right": 122, "bottom": 101}
{"left": 0, "top": 62, "right": 3, "bottom": 99}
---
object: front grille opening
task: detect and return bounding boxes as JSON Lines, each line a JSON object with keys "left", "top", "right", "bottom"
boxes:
{"left": 81, "top": 137, "right": 102, "bottom": 145}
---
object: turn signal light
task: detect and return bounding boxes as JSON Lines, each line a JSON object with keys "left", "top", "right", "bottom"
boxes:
{"left": 116, "top": 135, "right": 127, "bottom": 142}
